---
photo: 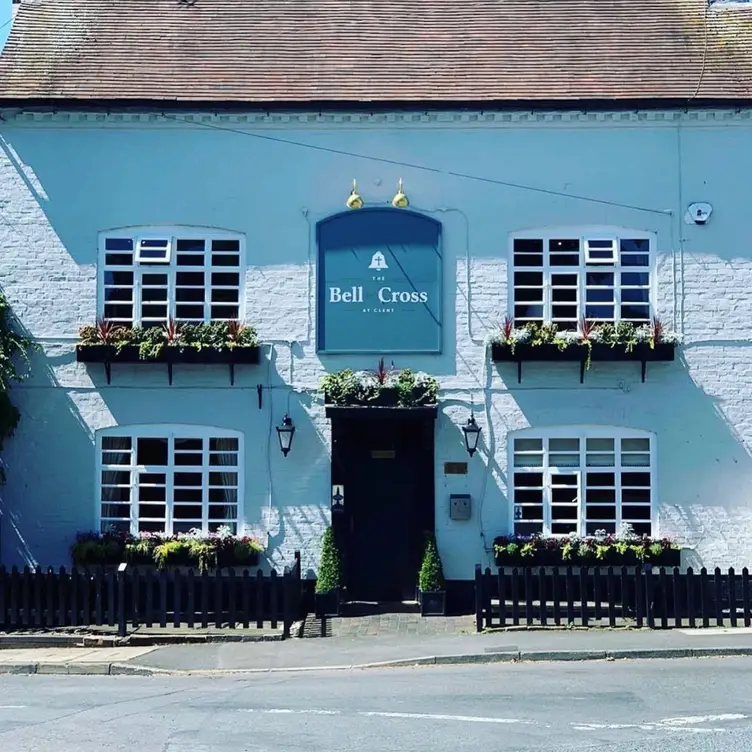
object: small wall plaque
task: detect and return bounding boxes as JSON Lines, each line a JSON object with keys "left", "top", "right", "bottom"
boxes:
{"left": 444, "top": 461, "right": 468, "bottom": 475}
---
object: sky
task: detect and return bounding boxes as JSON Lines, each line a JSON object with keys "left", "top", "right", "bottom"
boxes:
{"left": 0, "top": 0, "right": 12, "bottom": 53}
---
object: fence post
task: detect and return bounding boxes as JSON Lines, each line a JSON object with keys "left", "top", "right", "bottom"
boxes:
{"left": 117, "top": 563, "right": 127, "bottom": 638}
{"left": 474, "top": 565, "right": 483, "bottom": 632}
{"left": 644, "top": 564, "right": 655, "bottom": 629}
{"left": 282, "top": 570, "right": 292, "bottom": 638}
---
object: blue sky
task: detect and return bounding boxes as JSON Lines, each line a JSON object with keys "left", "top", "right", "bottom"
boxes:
{"left": 0, "top": 0, "right": 12, "bottom": 52}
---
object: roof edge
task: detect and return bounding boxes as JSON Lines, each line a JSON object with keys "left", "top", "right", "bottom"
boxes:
{"left": 3, "top": 97, "right": 752, "bottom": 113}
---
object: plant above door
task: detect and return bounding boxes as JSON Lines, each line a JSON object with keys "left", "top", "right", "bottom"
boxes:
{"left": 321, "top": 361, "right": 439, "bottom": 407}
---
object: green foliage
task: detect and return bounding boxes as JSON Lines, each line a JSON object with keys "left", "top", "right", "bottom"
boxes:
{"left": 154, "top": 540, "right": 191, "bottom": 569}
{"left": 124, "top": 536, "right": 156, "bottom": 565}
{"left": 315, "top": 527, "right": 342, "bottom": 594}
{"left": 71, "top": 531, "right": 264, "bottom": 572}
{"left": 78, "top": 319, "right": 259, "bottom": 361}
{"left": 494, "top": 533, "right": 680, "bottom": 565}
{"left": 419, "top": 536, "right": 445, "bottom": 592}
{"left": 71, "top": 534, "right": 126, "bottom": 566}
{"left": 321, "top": 366, "right": 439, "bottom": 407}
{"left": 320, "top": 369, "right": 358, "bottom": 405}
{"left": 0, "top": 293, "right": 35, "bottom": 483}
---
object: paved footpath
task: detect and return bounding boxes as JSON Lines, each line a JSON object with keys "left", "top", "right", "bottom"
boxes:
{"left": 5, "top": 627, "right": 752, "bottom": 674}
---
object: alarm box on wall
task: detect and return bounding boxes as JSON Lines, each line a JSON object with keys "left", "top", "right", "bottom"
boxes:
{"left": 449, "top": 494, "right": 471, "bottom": 521}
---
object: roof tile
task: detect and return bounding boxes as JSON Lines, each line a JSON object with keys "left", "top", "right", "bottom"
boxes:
{"left": 1, "top": 0, "right": 751, "bottom": 103}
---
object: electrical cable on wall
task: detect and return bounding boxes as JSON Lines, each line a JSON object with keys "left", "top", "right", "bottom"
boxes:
{"left": 158, "top": 113, "right": 672, "bottom": 216}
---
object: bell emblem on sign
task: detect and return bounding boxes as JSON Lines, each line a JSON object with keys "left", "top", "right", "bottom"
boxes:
{"left": 369, "top": 251, "right": 388, "bottom": 271}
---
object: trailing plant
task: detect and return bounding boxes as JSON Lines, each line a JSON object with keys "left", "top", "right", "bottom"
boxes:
{"left": 494, "top": 530, "right": 681, "bottom": 566}
{"left": 418, "top": 535, "right": 445, "bottom": 592}
{"left": 0, "top": 292, "right": 36, "bottom": 483}
{"left": 491, "top": 317, "right": 680, "bottom": 369}
{"left": 321, "top": 361, "right": 439, "bottom": 407}
{"left": 77, "top": 319, "right": 259, "bottom": 361}
{"left": 71, "top": 529, "right": 264, "bottom": 572}
{"left": 315, "top": 527, "right": 342, "bottom": 594}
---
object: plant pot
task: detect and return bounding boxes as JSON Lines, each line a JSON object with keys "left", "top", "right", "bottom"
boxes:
{"left": 419, "top": 590, "right": 446, "bottom": 616}
{"left": 216, "top": 549, "right": 261, "bottom": 568}
{"left": 646, "top": 548, "right": 681, "bottom": 567}
{"left": 491, "top": 343, "right": 586, "bottom": 362}
{"left": 315, "top": 589, "right": 341, "bottom": 617}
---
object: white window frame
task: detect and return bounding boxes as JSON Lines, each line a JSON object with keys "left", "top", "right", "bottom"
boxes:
{"left": 508, "top": 226, "right": 656, "bottom": 329}
{"left": 507, "top": 426, "right": 657, "bottom": 537}
{"left": 136, "top": 237, "right": 172, "bottom": 264}
{"left": 98, "top": 225, "right": 246, "bottom": 326}
{"left": 95, "top": 425, "right": 245, "bottom": 537}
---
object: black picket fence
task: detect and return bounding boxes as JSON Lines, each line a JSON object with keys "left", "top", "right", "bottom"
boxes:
{"left": 0, "top": 552, "right": 303, "bottom": 637}
{"left": 474, "top": 564, "right": 752, "bottom": 631}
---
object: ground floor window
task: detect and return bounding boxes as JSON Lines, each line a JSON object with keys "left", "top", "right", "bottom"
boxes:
{"left": 511, "top": 429, "right": 653, "bottom": 537}
{"left": 98, "top": 427, "right": 242, "bottom": 535}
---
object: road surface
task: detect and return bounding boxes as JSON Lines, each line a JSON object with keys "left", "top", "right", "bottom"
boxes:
{"left": 1, "top": 657, "right": 751, "bottom": 750}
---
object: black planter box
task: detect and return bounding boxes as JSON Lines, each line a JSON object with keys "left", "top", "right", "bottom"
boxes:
{"left": 419, "top": 590, "right": 446, "bottom": 616}
{"left": 76, "top": 344, "right": 261, "bottom": 385}
{"left": 323, "top": 387, "right": 435, "bottom": 408}
{"left": 315, "top": 589, "right": 341, "bottom": 617}
{"left": 494, "top": 548, "right": 681, "bottom": 569}
{"left": 491, "top": 341, "right": 676, "bottom": 383}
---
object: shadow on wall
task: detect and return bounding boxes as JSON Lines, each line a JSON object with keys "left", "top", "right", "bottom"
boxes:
{"left": 435, "top": 400, "right": 507, "bottom": 578}
{"left": 81, "top": 347, "right": 330, "bottom": 575}
{"left": 1, "top": 345, "right": 95, "bottom": 568}
{"left": 506, "top": 351, "right": 752, "bottom": 569}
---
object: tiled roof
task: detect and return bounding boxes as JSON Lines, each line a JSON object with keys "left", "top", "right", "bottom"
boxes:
{"left": 1, "top": 0, "right": 752, "bottom": 104}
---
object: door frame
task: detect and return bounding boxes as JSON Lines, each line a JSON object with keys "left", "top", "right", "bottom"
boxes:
{"left": 328, "top": 406, "right": 437, "bottom": 600}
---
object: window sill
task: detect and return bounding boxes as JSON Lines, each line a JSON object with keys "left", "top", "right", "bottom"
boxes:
{"left": 490, "top": 342, "right": 676, "bottom": 383}
{"left": 76, "top": 344, "right": 261, "bottom": 385}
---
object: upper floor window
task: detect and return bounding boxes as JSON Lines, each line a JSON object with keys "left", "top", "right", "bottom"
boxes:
{"left": 98, "top": 426, "right": 243, "bottom": 536}
{"left": 100, "top": 228, "right": 244, "bottom": 326}
{"left": 511, "top": 427, "right": 654, "bottom": 538}
{"left": 510, "top": 230, "right": 654, "bottom": 330}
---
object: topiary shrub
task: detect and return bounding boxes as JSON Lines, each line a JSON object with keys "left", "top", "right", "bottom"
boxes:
{"left": 315, "top": 527, "right": 342, "bottom": 594}
{"left": 418, "top": 536, "right": 445, "bottom": 592}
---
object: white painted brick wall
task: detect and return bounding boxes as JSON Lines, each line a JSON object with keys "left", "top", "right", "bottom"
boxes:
{"left": 0, "top": 109, "right": 751, "bottom": 576}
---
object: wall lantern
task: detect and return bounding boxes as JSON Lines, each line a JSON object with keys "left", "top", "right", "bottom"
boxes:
{"left": 346, "top": 179, "right": 364, "bottom": 209}
{"left": 462, "top": 414, "right": 482, "bottom": 457}
{"left": 391, "top": 178, "right": 409, "bottom": 208}
{"left": 276, "top": 414, "right": 296, "bottom": 457}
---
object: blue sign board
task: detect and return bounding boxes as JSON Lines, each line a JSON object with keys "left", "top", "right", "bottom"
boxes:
{"left": 316, "top": 208, "right": 442, "bottom": 353}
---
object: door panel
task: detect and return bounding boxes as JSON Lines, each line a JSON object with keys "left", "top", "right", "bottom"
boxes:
{"left": 336, "top": 418, "right": 434, "bottom": 602}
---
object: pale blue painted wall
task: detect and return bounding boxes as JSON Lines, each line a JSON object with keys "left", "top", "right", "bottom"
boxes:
{"left": 0, "top": 110, "right": 751, "bottom": 574}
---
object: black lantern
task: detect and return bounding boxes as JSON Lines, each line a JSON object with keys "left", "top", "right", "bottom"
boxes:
{"left": 276, "top": 414, "right": 296, "bottom": 457}
{"left": 462, "top": 414, "right": 482, "bottom": 457}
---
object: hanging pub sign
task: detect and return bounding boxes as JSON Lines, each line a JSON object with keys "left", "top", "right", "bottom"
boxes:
{"left": 316, "top": 208, "right": 443, "bottom": 353}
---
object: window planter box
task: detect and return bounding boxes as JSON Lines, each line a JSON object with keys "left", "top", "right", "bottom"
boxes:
{"left": 419, "top": 589, "right": 446, "bottom": 616}
{"left": 314, "top": 589, "right": 341, "bottom": 617}
{"left": 76, "top": 344, "right": 261, "bottom": 385}
{"left": 491, "top": 341, "right": 676, "bottom": 384}
{"left": 323, "top": 390, "right": 436, "bottom": 409}
{"left": 494, "top": 548, "right": 681, "bottom": 569}
{"left": 94, "top": 563, "right": 262, "bottom": 576}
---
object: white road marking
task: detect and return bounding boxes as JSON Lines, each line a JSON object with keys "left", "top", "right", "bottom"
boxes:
{"left": 0, "top": 705, "right": 26, "bottom": 709}
{"left": 660, "top": 714, "right": 747, "bottom": 725}
{"left": 237, "top": 706, "right": 749, "bottom": 734}
{"left": 240, "top": 709, "right": 341, "bottom": 716}
{"left": 571, "top": 713, "right": 748, "bottom": 734}
{"left": 359, "top": 711, "right": 536, "bottom": 725}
